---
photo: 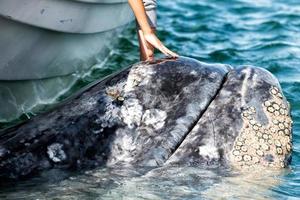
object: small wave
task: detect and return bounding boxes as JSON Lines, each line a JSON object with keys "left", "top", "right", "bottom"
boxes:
{"left": 248, "top": 41, "right": 300, "bottom": 52}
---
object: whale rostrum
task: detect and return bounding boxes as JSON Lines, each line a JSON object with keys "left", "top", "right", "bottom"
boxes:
{"left": 0, "top": 57, "right": 292, "bottom": 179}
{"left": 166, "top": 67, "right": 293, "bottom": 169}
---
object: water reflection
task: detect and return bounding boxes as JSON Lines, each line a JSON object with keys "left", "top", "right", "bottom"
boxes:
{"left": 0, "top": 166, "right": 291, "bottom": 200}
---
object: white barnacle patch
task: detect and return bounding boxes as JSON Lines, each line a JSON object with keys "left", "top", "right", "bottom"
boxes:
{"left": 142, "top": 109, "right": 167, "bottom": 130}
{"left": 47, "top": 143, "right": 66, "bottom": 163}
{"left": 94, "top": 86, "right": 126, "bottom": 133}
{"left": 97, "top": 102, "right": 121, "bottom": 130}
{"left": 198, "top": 144, "right": 220, "bottom": 160}
{"left": 230, "top": 86, "right": 292, "bottom": 170}
{"left": 105, "top": 81, "right": 126, "bottom": 100}
{"left": 124, "top": 65, "right": 155, "bottom": 93}
{"left": 190, "top": 70, "right": 198, "bottom": 76}
{"left": 120, "top": 98, "right": 143, "bottom": 129}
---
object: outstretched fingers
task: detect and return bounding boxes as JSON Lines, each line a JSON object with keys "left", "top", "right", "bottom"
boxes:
{"left": 161, "top": 45, "right": 179, "bottom": 58}
{"left": 153, "top": 42, "right": 178, "bottom": 58}
{"left": 144, "top": 33, "right": 179, "bottom": 58}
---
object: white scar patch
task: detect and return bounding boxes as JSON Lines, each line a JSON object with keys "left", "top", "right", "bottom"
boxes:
{"left": 198, "top": 143, "right": 220, "bottom": 159}
{"left": 241, "top": 68, "right": 251, "bottom": 106}
{"left": 47, "top": 143, "right": 67, "bottom": 163}
{"left": 124, "top": 64, "right": 155, "bottom": 93}
{"left": 120, "top": 98, "right": 143, "bottom": 129}
{"left": 142, "top": 109, "right": 167, "bottom": 130}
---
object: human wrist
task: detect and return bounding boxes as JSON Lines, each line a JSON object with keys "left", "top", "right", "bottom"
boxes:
{"left": 142, "top": 27, "right": 154, "bottom": 35}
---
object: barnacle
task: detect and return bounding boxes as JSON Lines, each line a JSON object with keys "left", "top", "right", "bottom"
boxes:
{"left": 231, "top": 86, "right": 292, "bottom": 169}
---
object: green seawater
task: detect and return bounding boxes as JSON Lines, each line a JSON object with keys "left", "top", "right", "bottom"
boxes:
{"left": 1, "top": 0, "right": 300, "bottom": 199}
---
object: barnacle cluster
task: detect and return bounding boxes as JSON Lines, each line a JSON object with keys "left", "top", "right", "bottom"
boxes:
{"left": 47, "top": 143, "right": 67, "bottom": 163}
{"left": 231, "top": 86, "right": 292, "bottom": 169}
{"left": 105, "top": 82, "right": 126, "bottom": 102}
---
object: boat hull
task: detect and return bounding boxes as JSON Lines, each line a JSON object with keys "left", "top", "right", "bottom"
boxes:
{"left": 0, "top": 0, "right": 133, "bottom": 80}
{"left": 0, "top": 0, "right": 134, "bottom": 122}
{"left": 0, "top": 16, "right": 124, "bottom": 80}
{"left": 0, "top": 0, "right": 132, "bottom": 34}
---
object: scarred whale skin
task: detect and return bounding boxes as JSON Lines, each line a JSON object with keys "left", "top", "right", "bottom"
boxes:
{"left": 106, "top": 58, "right": 230, "bottom": 166}
{"left": 0, "top": 57, "right": 292, "bottom": 180}
{"left": 167, "top": 67, "right": 293, "bottom": 169}
{"left": 0, "top": 57, "right": 230, "bottom": 179}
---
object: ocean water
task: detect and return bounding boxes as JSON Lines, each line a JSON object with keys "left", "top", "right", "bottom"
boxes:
{"left": 1, "top": 0, "right": 300, "bottom": 199}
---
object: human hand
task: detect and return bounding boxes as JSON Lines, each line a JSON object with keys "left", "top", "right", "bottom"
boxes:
{"left": 143, "top": 30, "right": 179, "bottom": 59}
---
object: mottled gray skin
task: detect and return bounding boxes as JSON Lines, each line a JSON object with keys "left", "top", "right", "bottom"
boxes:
{"left": 107, "top": 58, "right": 230, "bottom": 166}
{"left": 166, "top": 67, "right": 292, "bottom": 168}
{"left": 0, "top": 58, "right": 292, "bottom": 180}
{"left": 0, "top": 57, "right": 230, "bottom": 179}
{"left": 0, "top": 67, "right": 131, "bottom": 180}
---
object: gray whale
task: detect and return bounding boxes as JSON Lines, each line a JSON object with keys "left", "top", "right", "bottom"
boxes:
{"left": 0, "top": 57, "right": 293, "bottom": 179}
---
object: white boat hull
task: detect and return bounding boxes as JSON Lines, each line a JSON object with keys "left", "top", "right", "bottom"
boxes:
{"left": 0, "top": 16, "right": 125, "bottom": 80}
{"left": 0, "top": 0, "right": 134, "bottom": 122}
{"left": 0, "top": 0, "right": 133, "bottom": 80}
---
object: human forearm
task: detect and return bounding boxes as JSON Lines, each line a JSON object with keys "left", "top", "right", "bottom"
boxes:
{"left": 128, "top": 0, "right": 153, "bottom": 34}
{"left": 128, "top": 0, "right": 179, "bottom": 59}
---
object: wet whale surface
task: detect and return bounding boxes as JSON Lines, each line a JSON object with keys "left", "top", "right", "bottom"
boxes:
{"left": 167, "top": 67, "right": 293, "bottom": 169}
{"left": 0, "top": 57, "right": 292, "bottom": 180}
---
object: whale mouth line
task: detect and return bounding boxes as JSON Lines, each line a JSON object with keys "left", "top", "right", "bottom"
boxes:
{"left": 166, "top": 72, "right": 229, "bottom": 164}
